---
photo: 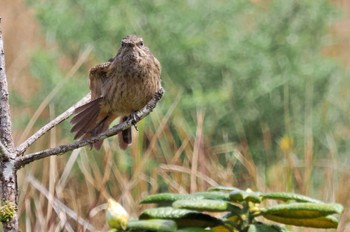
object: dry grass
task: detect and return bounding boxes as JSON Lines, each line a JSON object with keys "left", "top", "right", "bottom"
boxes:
{"left": 2, "top": 0, "right": 350, "bottom": 231}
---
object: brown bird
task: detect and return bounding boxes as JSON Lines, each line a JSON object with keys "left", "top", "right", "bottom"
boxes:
{"left": 71, "top": 35, "right": 161, "bottom": 149}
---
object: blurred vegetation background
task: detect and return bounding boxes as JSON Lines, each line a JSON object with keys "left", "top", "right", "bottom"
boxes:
{"left": 1, "top": 0, "right": 350, "bottom": 231}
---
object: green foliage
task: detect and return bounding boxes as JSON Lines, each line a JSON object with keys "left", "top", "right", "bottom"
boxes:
{"left": 23, "top": 0, "right": 350, "bottom": 190}
{"left": 24, "top": 0, "right": 346, "bottom": 154}
{"left": 126, "top": 219, "right": 178, "bottom": 232}
{"left": 107, "top": 187, "right": 343, "bottom": 231}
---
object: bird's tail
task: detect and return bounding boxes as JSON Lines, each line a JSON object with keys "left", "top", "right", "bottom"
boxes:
{"left": 118, "top": 116, "right": 132, "bottom": 150}
{"left": 71, "top": 98, "right": 132, "bottom": 150}
{"left": 71, "top": 98, "right": 115, "bottom": 150}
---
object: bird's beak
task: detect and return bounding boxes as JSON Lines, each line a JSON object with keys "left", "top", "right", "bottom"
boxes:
{"left": 126, "top": 42, "right": 135, "bottom": 48}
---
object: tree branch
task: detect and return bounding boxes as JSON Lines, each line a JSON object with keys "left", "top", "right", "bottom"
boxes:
{"left": 16, "top": 94, "right": 91, "bottom": 155}
{"left": 0, "top": 18, "right": 19, "bottom": 231}
{"left": 15, "top": 87, "right": 164, "bottom": 169}
{"left": 0, "top": 18, "right": 15, "bottom": 155}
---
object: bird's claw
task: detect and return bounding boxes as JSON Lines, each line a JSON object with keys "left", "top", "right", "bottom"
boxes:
{"left": 130, "top": 112, "right": 139, "bottom": 131}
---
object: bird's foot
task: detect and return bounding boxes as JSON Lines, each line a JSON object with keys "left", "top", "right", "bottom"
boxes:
{"left": 129, "top": 111, "right": 140, "bottom": 131}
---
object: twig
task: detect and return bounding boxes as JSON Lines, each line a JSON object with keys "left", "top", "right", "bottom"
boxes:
{"left": 15, "top": 87, "right": 164, "bottom": 169}
{"left": 16, "top": 94, "right": 91, "bottom": 155}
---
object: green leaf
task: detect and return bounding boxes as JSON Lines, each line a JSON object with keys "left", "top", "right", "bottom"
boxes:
{"left": 126, "top": 219, "right": 177, "bottom": 232}
{"left": 172, "top": 199, "right": 237, "bottom": 212}
{"left": 248, "top": 224, "right": 289, "bottom": 232}
{"left": 140, "top": 207, "right": 223, "bottom": 228}
{"left": 141, "top": 193, "right": 202, "bottom": 204}
{"left": 212, "top": 225, "right": 233, "bottom": 232}
{"left": 140, "top": 207, "right": 198, "bottom": 219}
{"left": 261, "top": 192, "right": 322, "bottom": 203}
{"left": 262, "top": 203, "right": 343, "bottom": 219}
{"left": 222, "top": 212, "right": 241, "bottom": 223}
{"left": 177, "top": 227, "right": 214, "bottom": 232}
{"left": 192, "top": 191, "right": 231, "bottom": 201}
{"left": 262, "top": 214, "right": 339, "bottom": 229}
{"left": 208, "top": 186, "right": 242, "bottom": 192}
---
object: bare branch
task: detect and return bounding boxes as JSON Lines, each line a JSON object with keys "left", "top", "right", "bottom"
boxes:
{"left": 0, "top": 19, "right": 15, "bottom": 155}
{"left": 16, "top": 94, "right": 91, "bottom": 155}
{"left": 0, "top": 18, "right": 18, "bottom": 231}
{"left": 15, "top": 87, "right": 164, "bottom": 169}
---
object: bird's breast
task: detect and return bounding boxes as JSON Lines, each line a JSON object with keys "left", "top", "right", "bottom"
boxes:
{"left": 105, "top": 57, "right": 161, "bottom": 115}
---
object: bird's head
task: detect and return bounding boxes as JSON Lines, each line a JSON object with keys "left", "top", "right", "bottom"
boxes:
{"left": 121, "top": 35, "right": 144, "bottom": 48}
{"left": 115, "top": 35, "right": 151, "bottom": 60}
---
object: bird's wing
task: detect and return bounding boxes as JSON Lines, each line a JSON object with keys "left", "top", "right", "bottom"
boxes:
{"left": 89, "top": 60, "right": 112, "bottom": 100}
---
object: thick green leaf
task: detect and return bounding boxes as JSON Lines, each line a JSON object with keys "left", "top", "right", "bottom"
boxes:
{"left": 262, "top": 203, "right": 343, "bottom": 218}
{"left": 247, "top": 224, "right": 289, "bottom": 232}
{"left": 262, "top": 214, "right": 339, "bottom": 229}
{"left": 126, "top": 219, "right": 177, "bottom": 232}
{"left": 212, "top": 225, "right": 233, "bottom": 232}
{"left": 177, "top": 227, "right": 214, "bottom": 232}
{"left": 174, "top": 216, "right": 223, "bottom": 228}
{"left": 141, "top": 193, "right": 203, "bottom": 204}
{"left": 222, "top": 212, "right": 241, "bottom": 223}
{"left": 192, "top": 191, "right": 230, "bottom": 201}
{"left": 172, "top": 199, "right": 236, "bottom": 212}
{"left": 208, "top": 186, "right": 241, "bottom": 192}
{"left": 262, "top": 192, "right": 322, "bottom": 203}
{"left": 140, "top": 207, "right": 198, "bottom": 219}
{"left": 140, "top": 207, "right": 223, "bottom": 228}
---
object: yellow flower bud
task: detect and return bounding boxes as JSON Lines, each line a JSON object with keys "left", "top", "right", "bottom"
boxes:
{"left": 106, "top": 199, "right": 129, "bottom": 230}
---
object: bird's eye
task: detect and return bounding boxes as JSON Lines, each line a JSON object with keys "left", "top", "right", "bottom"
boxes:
{"left": 121, "top": 41, "right": 126, "bottom": 47}
{"left": 139, "top": 41, "right": 144, "bottom": 46}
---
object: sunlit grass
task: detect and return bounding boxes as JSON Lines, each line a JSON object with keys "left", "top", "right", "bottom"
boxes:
{"left": 16, "top": 100, "right": 350, "bottom": 231}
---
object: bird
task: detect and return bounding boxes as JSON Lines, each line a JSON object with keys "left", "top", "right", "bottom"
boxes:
{"left": 70, "top": 35, "right": 161, "bottom": 150}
